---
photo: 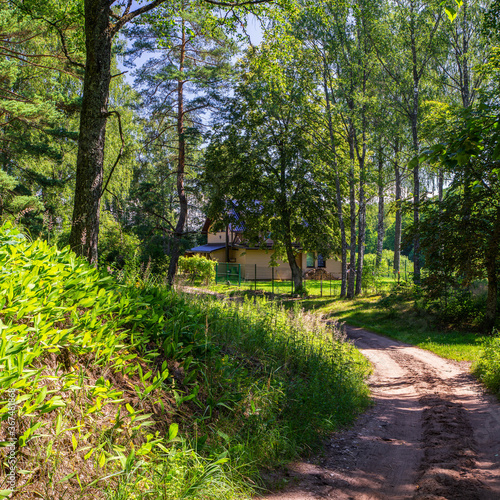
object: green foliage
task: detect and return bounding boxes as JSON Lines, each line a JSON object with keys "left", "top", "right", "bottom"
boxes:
{"left": 0, "top": 222, "right": 217, "bottom": 497}
{"left": 377, "top": 281, "right": 420, "bottom": 316}
{"left": 305, "top": 294, "right": 486, "bottom": 362}
{"left": 178, "top": 255, "right": 216, "bottom": 284}
{"left": 98, "top": 211, "right": 141, "bottom": 267}
{"left": 473, "top": 331, "right": 500, "bottom": 396}
{"left": 203, "top": 46, "right": 338, "bottom": 288}
{"left": 0, "top": 170, "right": 43, "bottom": 222}
{"left": 363, "top": 251, "right": 414, "bottom": 286}
{"left": 176, "top": 295, "right": 371, "bottom": 459}
{"left": 415, "top": 93, "right": 500, "bottom": 330}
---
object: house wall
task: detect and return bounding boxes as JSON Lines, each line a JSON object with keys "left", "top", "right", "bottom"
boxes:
{"left": 241, "top": 250, "right": 300, "bottom": 280}
{"left": 207, "top": 231, "right": 226, "bottom": 245}
{"left": 209, "top": 248, "right": 226, "bottom": 262}
{"left": 301, "top": 252, "right": 342, "bottom": 279}
{"left": 196, "top": 245, "right": 341, "bottom": 281}
{"left": 231, "top": 248, "right": 246, "bottom": 265}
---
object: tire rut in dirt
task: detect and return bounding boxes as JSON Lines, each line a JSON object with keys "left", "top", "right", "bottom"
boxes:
{"left": 412, "top": 395, "right": 483, "bottom": 500}
{"left": 391, "top": 351, "right": 484, "bottom": 499}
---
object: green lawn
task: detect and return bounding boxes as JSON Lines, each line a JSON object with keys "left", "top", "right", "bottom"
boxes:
{"left": 204, "top": 278, "right": 396, "bottom": 297}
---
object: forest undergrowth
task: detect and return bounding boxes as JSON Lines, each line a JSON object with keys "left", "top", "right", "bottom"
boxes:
{"left": 0, "top": 223, "right": 370, "bottom": 499}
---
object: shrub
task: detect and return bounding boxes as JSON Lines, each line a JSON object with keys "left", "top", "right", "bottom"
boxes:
{"left": 178, "top": 255, "right": 216, "bottom": 284}
{"left": 98, "top": 211, "right": 141, "bottom": 267}
{"left": 473, "top": 331, "right": 500, "bottom": 395}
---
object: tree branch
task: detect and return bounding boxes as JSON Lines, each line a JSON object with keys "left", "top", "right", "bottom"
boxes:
{"left": 101, "top": 110, "right": 125, "bottom": 197}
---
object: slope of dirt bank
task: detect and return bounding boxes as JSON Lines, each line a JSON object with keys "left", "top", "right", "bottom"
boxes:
{"left": 257, "top": 325, "right": 500, "bottom": 499}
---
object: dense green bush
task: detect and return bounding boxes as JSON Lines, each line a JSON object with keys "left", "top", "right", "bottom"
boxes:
{"left": 473, "top": 332, "right": 500, "bottom": 395}
{"left": 178, "top": 255, "right": 216, "bottom": 284}
{"left": 418, "top": 273, "right": 491, "bottom": 329}
{"left": 98, "top": 211, "right": 141, "bottom": 267}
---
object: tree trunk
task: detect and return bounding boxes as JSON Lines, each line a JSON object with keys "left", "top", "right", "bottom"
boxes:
{"left": 438, "top": 168, "right": 444, "bottom": 203}
{"left": 346, "top": 113, "right": 357, "bottom": 299}
{"left": 167, "top": 19, "right": 188, "bottom": 287}
{"left": 322, "top": 69, "right": 347, "bottom": 296}
{"left": 411, "top": 107, "right": 421, "bottom": 283}
{"left": 459, "top": 0, "right": 471, "bottom": 108}
{"left": 376, "top": 154, "right": 385, "bottom": 269}
{"left": 285, "top": 233, "right": 302, "bottom": 292}
{"left": 347, "top": 149, "right": 357, "bottom": 299}
{"left": 355, "top": 148, "right": 366, "bottom": 295}
{"left": 410, "top": 14, "right": 421, "bottom": 284}
{"left": 69, "top": 0, "right": 112, "bottom": 264}
{"left": 394, "top": 143, "right": 402, "bottom": 275}
{"left": 225, "top": 225, "right": 230, "bottom": 262}
{"left": 354, "top": 34, "right": 368, "bottom": 296}
{"left": 355, "top": 182, "right": 366, "bottom": 295}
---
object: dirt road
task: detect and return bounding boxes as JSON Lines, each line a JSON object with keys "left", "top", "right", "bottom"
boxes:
{"left": 258, "top": 325, "right": 500, "bottom": 500}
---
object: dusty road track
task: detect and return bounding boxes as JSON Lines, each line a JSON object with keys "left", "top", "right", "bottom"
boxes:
{"left": 258, "top": 326, "right": 500, "bottom": 500}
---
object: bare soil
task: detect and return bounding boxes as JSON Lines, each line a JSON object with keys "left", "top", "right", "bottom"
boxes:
{"left": 257, "top": 325, "right": 500, "bottom": 500}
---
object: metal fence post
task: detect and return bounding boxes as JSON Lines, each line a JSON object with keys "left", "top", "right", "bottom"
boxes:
{"left": 272, "top": 267, "right": 274, "bottom": 295}
{"left": 321, "top": 275, "right": 323, "bottom": 297}
{"left": 215, "top": 263, "right": 218, "bottom": 284}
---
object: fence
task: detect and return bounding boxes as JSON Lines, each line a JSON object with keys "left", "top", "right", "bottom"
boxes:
{"left": 215, "top": 263, "right": 241, "bottom": 285}
{"left": 212, "top": 263, "right": 409, "bottom": 297}
{"left": 212, "top": 264, "right": 339, "bottom": 297}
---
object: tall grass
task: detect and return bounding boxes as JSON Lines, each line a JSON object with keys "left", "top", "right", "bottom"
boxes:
{"left": 0, "top": 222, "right": 370, "bottom": 499}
{"left": 473, "top": 332, "right": 500, "bottom": 397}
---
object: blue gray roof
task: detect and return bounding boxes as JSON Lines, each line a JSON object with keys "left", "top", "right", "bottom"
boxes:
{"left": 187, "top": 244, "right": 226, "bottom": 253}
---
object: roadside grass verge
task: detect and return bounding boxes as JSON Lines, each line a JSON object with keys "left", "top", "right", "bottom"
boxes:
{"left": 471, "top": 334, "right": 500, "bottom": 397}
{"left": 296, "top": 292, "right": 500, "bottom": 401}
{"left": 297, "top": 295, "right": 486, "bottom": 363}
{"left": 0, "top": 223, "right": 370, "bottom": 499}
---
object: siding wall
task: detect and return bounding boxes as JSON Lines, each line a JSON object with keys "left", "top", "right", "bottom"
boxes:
{"left": 209, "top": 248, "right": 226, "bottom": 262}
{"left": 241, "top": 250, "right": 297, "bottom": 280}
{"left": 207, "top": 231, "right": 226, "bottom": 244}
{"left": 199, "top": 244, "right": 342, "bottom": 280}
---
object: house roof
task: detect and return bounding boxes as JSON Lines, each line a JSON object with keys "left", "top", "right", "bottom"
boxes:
{"left": 187, "top": 243, "right": 226, "bottom": 253}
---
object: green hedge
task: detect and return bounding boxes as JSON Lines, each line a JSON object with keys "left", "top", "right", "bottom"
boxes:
{"left": 178, "top": 255, "right": 216, "bottom": 284}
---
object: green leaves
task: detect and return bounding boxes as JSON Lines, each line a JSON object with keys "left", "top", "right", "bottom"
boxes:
{"left": 441, "top": 0, "right": 464, "bottom": 21}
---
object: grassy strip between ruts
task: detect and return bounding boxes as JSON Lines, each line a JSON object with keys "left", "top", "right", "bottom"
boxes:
{"left": 0, "top": 222, "right": 371, "bottom": 500}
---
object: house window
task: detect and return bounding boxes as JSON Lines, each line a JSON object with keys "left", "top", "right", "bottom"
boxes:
{"left": 317, "top": 254, "right": 326, "bottom": 268}
{"left": 306, "top": 252, "right": 315, "bottom": 268}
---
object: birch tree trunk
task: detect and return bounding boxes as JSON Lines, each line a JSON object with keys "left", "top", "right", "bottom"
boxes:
{"left": 410, "top": 14, "right": 421, "bottom": 283}
{"left": 355, "top": 174, "right": 366, "bottom": 295}
{"left": 322, "top": 70, "right": 347, "bottom": 296}
{"left": 355, "top": 115, "right": 367, "bottom": 296}
{"left": 347, "top": 123, "right": 357, "bottom": 299}
{"left": 394, "top": 140, "right": 402, "bottom": 275}
{"left": 376, "top": 154, "right": 385, "bottom": 269}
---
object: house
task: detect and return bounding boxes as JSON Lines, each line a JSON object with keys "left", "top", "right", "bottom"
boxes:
{"left": 186, "top": 219, "right": 341, "bottom": 280}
